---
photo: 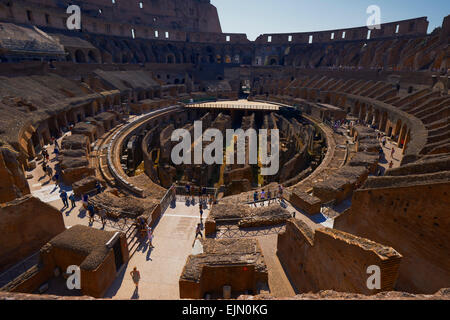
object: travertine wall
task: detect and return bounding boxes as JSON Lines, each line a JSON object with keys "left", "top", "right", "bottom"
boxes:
{"left": 334, "top": 179, "right": 450, "bottom": 294}
{"left": 0, "top": 147, "right": 30, "bottom": 203}
{"left": 277, "top": 219, "right": 402, "bottom": 295}
{"left": 0, "top": 195, "right": 65, "bottom": 272}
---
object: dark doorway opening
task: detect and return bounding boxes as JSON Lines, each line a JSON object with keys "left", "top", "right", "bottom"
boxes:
{"left": 113, "top": 239, "right": 124, "bottom": 272}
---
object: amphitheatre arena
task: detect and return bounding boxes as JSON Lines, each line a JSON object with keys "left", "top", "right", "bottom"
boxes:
{"left": 0, "top": 0, "right": 449, "bottom": 302}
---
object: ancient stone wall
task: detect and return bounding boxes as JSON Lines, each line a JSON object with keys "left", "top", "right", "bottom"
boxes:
{"left": 0, "top": 195, "right": 65, "bottom": 273}
{"left": 277, "top": 219, "right": 402, "bottom": 295}
{"left": 334, "top": 178, "right": 450, "bottom": 294}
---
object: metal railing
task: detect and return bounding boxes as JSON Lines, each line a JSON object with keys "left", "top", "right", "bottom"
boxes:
{"left": 160, "top": 185, "right": 176, "bottom": 214}
{"left": 174, "top": 185, "right": 217, "bottom": 197}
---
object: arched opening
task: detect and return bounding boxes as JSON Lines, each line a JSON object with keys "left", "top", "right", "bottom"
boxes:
{"left": 166, "top": 54, "right": 175, "bottom": 64}
{"left": 393, "top": 119, "right": 402, "bottom": 140}
{"left": 269, "top": 58, "right": 278, "bottom": 66}
{"left": 380, "top": 112, "right": 388, "bottom": 132}
{"left": 88, "top": 50, "right": 98, "bottom": 63}
{"left": 398, "top": 124, "right": 408, "bottom": 148}
{"left": 75, "top": 50, "right": 86, "bottom": 63}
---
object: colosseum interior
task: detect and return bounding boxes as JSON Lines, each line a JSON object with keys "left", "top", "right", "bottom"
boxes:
{"left": 0, "top": 0, "right": 449, "bottom": 303}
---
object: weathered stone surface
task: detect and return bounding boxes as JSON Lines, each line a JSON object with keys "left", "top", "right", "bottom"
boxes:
{"left": 0, "top": 147, "right": 30, "bottom": 203}
{"left": 0, "top": 196, "right": 65, "bottom": 273}
{"left": 278, "top": 219, "right": 402, "bottom": 295}
{"left": 290, "top": 190, "right": 322, "bottom": 215}
{"left": 180, "top": 238, "right": 268, "bottom": 299}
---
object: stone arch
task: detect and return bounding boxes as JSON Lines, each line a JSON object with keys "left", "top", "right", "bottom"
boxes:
{"left": 166, "top": 53, "right": 175, "bottom": 64}
{"left": 268, "top": 57, "right": 278, "bottom": 66}
{"left": 398, "top": 124, "right": 408, "bottom": 148}
{"left": 380, "top": 111, "right": 388, "bottom": 132}
{"left": 353, "top": 101, "right": 361, "bottom": 117}
{"left": 393, "top": 119, "right": 402, "bottom": 139}
{"left": 74, "top": 50, "right": 86, "bottom": 63}
{"left": 88, "top": 50, "right": 99, "bottom": 63}
{"left": 66, "top": 51, "right": 73, "bottom": 62}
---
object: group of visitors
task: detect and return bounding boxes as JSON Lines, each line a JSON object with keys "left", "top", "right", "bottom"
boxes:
{"left": 137, "top": 216, "right": 154, "bottom": 248}
{"left": 184, "top": 183, "right": 215, "bottom": 207}
{"left": 252, "top": 185, "right": 283, "bottom": 207}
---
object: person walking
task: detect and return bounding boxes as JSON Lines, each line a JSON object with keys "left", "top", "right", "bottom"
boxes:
{"left": 87, "top": 203, "right": 95, "bottom": 225}
{"left": 46, "top": 166, "right": 53, "bottom": 179}
{"left": 130, "top": 267, "right": 141, "bottom": 291}
{"left": 98, "top": 207, "right": 107, "bottom": 228}
{"left": 42, "top": 149, "right": 49, "bottom": 161}
{"left": 199, "top": 202, "right": 204, "bottom": 221}
{"left": 267, "top": 190, "right": 272, "bottom": 205}
{"left": 195, "top": 223, "right": 203, "bottom": 240}
{"left": 278, "top": 184, "right": 284, "bottom": 201}
{"left": 391, "top": 147, "right": 395, "bottom": 158}
{"left": 69, "top": 193, "right": 76, "bottom": 208}
{"left": 147, "top": 226, "right": 154, "bottom": 248}
{"left": 95, "top": 181, "right": 102, "bottom": 194}
{"left": 60, "top": 190, "right": 68, "bottom": 208}
{"left": 82, "top": 194, "right": 88, "bottom": 210}
{"left": 253, "top": 190, "right": 259, "bottom": 208}
{"left": 208, "top": 194, "right": 213, "bottom": 208}
{"left": 260, "top": 189, "right": 266, "bottom": 206}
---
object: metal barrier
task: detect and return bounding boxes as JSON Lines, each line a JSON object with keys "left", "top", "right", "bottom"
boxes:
{"left": 160, "top": 185, "right": 176, "bottom": 214}
{"left": 174, "top": 185, "right": 217, "bottom": 197}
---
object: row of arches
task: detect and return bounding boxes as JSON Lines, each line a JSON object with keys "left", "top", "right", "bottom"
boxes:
{"left": 352, "top": 101, "right": 410, "bottom": 150}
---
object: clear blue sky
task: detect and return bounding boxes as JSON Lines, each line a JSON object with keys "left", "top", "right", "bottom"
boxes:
{"left": 211, "top": 0, "right": 449, "bottom": 40}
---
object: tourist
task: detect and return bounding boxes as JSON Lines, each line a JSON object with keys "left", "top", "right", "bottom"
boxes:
{"left": 54, "top": 172, "right": 59, "bottom": 185}
{"left": 87, "top": 203, "right": 95, "bottom": 225}
{"left": 147, "top": 226, "right": 154, "bottom": 248}
{"left": 253, "top": 190, "right": 259, "bottom": 207}
{"left": 195, "top": 223, "right": 203, "bottom": 240}
{"left": 42, "top": 149, "right": 49, "bottom": 161}
{"left": 98, "top": 207, "right": 107, "bottom": 228}
{"left": 42, "top": 163, "right": 47, "bottom": 175}
{"left": 46, "top": 166, "right": 53, "bottom": 179}
{"left": 69, "top": 193, "right": 76, "bottom": 208}
{"left": 130, "top": 267, "right": 141, "bottom": 290}
{"left": 95, "top": 181, "right": 102, "bottom": 194}
{"left": 60, "top": 190, "right": 68, "bottom": 208}
{"left": 208, "top": 194, "right": 213, "bottom": 208}
{"left": 82, "top": 194, "right": 89, "bottom": 210}
{"left": 391, "top": 147, "right": 395, "bottom": 158}
{"left": 382, "top": 136, "right": 386, "bottom": 147}
{"left": 278, "top": 184, "right": 284, "bottom": 201}
{"left": 389, "top": 161, "right": 394, "bottom": 169}
{"left": 201, "top": 186, "right": 207, "bottom": 198}
{"left": 267, "top": 190, "right": 272, "bottom": 205}
{"left": 260, "top": 189, "right": 266, "bottom": 206}
{"left": 199, "top": 202, "right": 203, "bottom": 221}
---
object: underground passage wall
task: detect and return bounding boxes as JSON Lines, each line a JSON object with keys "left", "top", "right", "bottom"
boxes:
{"left": 277, "top": 219, "right": 402, "bottom": 295}
{"left": 334, "top": 174, "right": 450, "bottom": 294}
